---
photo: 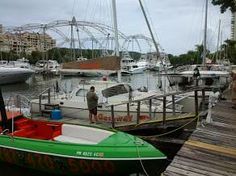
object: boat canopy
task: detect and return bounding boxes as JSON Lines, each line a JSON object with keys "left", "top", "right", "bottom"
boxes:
{"left": 102, "top": 84, "right": 132, "bottom": 98}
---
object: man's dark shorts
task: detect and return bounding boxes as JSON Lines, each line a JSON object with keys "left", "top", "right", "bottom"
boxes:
{"left": 89, "top": 107, "right": 97, "bottom": 115}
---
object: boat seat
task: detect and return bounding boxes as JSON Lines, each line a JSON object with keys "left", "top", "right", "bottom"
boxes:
{"left": 54, "top": 124, "right": 114, "bottom": 145}
{"left": 54, "top": 135, "right": 96, "bottom": 145}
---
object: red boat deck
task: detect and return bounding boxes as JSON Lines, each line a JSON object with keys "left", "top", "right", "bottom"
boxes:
{"left": 0, "top": 111, "right": 63, "bottom": 140}
{"left": 13, "top": 117, "right": 63, "bottom": 140}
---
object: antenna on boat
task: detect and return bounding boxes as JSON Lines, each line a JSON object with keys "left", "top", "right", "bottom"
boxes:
{"left": 0, "top": 88, "right": 9, "bottom": 132}
{"left": 203, "top": 0, "right": 209, "bottom": 66}
{"left": 216, "top": 19, "right": 221, "bottom": 62}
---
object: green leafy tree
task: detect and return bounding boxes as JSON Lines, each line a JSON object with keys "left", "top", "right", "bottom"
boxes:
{"left": 169, "top": 44, "right": 207, "bottom": 66}
{"left": 224, "top": 40, "right": 236, "bottom": 64}
{"left": 212, "top": 0, "right": 236, "bottom": 13}
{"left": 30, "top": 51, "right": 43, "bottom": 64}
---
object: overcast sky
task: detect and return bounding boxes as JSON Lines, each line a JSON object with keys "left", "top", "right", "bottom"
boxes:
{"left": 0, "top": 0, "right": 232, "bottom": 55}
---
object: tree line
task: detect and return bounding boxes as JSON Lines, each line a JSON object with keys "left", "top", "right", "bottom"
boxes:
{"left": 169, "top": 41, "right": 236, "bottom": 66}
{"left": 0, "top": 48, "right": 141, "bottom": 65}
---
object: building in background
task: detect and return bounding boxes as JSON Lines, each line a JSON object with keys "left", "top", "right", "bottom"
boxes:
{"left": 0, "top": 24, "right": 56, "bottom": 54}
{"left": 232, "top": 12, "right": 236, "bottom": 41}
{"left": 0, "top": 24, "right": 3, "bottom": 34}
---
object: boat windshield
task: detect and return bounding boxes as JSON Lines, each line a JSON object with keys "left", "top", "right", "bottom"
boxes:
{"left": 102, "top": 84, "right": 132, "bottom": 98}
{"left": 76, "top": 89, "right": 88, "bottom": 97}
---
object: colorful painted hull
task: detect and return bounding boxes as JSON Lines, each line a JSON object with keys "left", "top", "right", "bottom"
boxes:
{"left": 0, "top": 118, "right": 166, "bottom": 175}
{"left": 0, "top": 146, "right": 165, "bottom": 175}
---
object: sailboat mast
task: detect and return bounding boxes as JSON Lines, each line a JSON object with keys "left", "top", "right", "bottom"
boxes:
{"left": 112, "top": 0, "right": 119, "bottom": 57}
{"left": 203, "top": 0, "right": 208, "bottom": 66}
{"left": 216, "top": 19, "right": 221, "bottom": 61}
{"left": 138, "top": 0, "right": 160, "bottom": 56}
{"left": 138, "top": 0, "right": 166, "bottom": 91}
{"left": 112, "top": 0, "right": 121, "bottom": 82}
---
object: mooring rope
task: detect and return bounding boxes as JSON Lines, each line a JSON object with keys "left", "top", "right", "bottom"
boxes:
{"left": 135, "top": 142, "right": 150, "bottom": 176}
{"left": 139, "top": 115, "right": 200, "bottom": 139}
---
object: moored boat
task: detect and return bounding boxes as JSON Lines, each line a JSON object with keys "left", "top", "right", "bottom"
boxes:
{"left": 0, "top": 66, "right": 35, "bottom": 85}
{"left": 30, "top": 80, "right": 186, "bottom": 124}
{"left": 121, "top": 53, "right": 145, "bottom": 75}
{"left": 0, "top": 108, "right": 166, "bottom": 175}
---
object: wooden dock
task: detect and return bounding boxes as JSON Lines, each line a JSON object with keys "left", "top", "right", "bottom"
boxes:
{"left": 163, "top": 101, "right": 236, "bottom": 176}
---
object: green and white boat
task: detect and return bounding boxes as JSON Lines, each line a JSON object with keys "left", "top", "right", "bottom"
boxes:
{"left": 0, "top": 113, "right": 166, "bottom": 175}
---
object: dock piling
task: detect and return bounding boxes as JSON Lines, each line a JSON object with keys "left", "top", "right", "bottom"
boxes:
{"left": 202, "top": 89, "right": 205, "bottom": 111}
{"left": 172, "top": 95, "right": 176, "bottom": 116}
{"left": 163, "top": 96, "right": 166, "bottom": 126}
{"left": 137, "top": 101, "right": 141, "bottom": 124}
{"left": 194, "top": 90, "right": 199, "bottom": 116}
{"left": 149, "top": 99, "right": 152, "bottom": 119}
{"left": 111, "top": 105, "right": 115, "bottom": 128}
{"left": 48, "top": 88, "right": 51, "bottom": 104}
{"left": 127, "top": 103, "right": 130, "bottom": 116}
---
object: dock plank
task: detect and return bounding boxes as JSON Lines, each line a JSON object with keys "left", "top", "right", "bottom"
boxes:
{"left": 185, "top": 140, "right": 236, "bottom": 158}
{"left": 166, "top": 165, "right": 207, "bottom": 176}
{"left": 172, "top": 157, "right": 235, "bottom": 176}
{"left": 190, "top": 130, "right": 236, "bottom": 148}
{"left": 168, "top": 162, "right": 224, "bottom": 176}
{"left": 177, "top": 147, "right": 236, "bottom": 170}
{"left": 163, "top": 100, "right": 236, "bottom": 176}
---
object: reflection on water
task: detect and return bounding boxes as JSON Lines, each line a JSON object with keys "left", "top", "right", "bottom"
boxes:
{"left": 1, "top": 72, "right": 167, "bottom": 100}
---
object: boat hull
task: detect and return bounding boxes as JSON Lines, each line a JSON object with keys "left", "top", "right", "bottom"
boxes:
{"left": 0, "top": 67, "right": 34, "bottom": 85}
{"left": 0, "top": 138, "right": 165, "bottom": 175}
{"left": 60, "top": 69, "right": 102, "bottom": 77}
{"left": 31, "top": 100, "right": 180, "bottom": 123}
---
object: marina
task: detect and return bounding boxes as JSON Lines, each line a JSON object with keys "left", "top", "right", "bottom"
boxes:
{"left": 0, "top": 0, "right": 236, "bottom": 175}
{"left": 0, "top": 71, "right": 235, "bottom": 175}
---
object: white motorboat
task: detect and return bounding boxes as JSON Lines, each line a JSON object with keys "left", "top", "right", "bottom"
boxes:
{"left": 147, "top": 52, "right": 172, "bottom": 71}
{"left": 30, "top": 80, "right": 188, "bottom": 124}
{"left": 35, "top": 60, "right": 60, "bottom": 75}
{"left": 0, "top": 58, "right": 31, "bottom": 69}
{"left": 121, "top": 53, "right": 145, "bottom": 75}
{"left": 136, "top": 55, "right": 150, "bottom": 70}
{"left": 169, "top": 64, "right": 231, "bottom": 91}
{"left": 0, "top": 66, "right": 35, "bottom": 85}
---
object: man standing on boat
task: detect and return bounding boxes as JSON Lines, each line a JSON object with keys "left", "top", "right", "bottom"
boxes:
{"left": 86, "top": 86, "right": 98, "bottom": 124}
{"left": 193, "top": 66, "right": 200, "bottom": 86}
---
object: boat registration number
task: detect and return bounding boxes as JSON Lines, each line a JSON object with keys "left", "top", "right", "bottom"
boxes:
{"left": 76, "top": 151, "right": 104, "bottom": 157}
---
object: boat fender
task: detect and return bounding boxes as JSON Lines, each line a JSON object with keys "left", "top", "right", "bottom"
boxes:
{"left": 60, "top": 102, "right": 64, "bottom": 105}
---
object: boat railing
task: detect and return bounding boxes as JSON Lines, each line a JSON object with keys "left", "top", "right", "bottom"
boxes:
{"left": 5, "top": 94, "right": 31, "bottom": 113}
{"left": 105, "top": 87, "right": 206, "bottom": 128}
{"left": 38, "top": 88, "right": 51, "bottom": 113}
